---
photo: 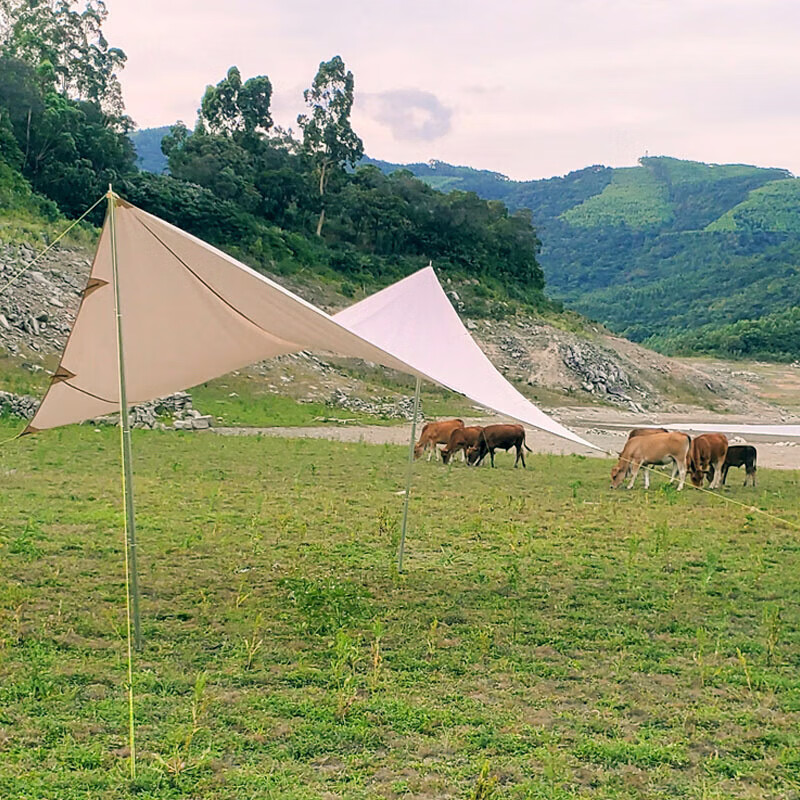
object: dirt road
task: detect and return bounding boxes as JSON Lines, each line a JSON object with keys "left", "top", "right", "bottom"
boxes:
{"left": 213, "top": 406, "right": 800, "bottom": 470}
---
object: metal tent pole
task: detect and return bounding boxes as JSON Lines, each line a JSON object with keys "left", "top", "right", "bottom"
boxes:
{"left": 108, "top": 187, "right": 140, "bottom": 779}
{"left": 397, "top": 376, "right": 421, "bottom": 573}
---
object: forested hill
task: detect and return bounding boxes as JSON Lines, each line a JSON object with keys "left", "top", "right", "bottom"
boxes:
{"left": 365, "top": 156, "right": 800, "bottom": 361}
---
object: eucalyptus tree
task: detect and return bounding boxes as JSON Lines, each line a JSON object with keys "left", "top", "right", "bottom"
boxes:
{"left": 297, "top": 55, "right": 363, "bottom": 236}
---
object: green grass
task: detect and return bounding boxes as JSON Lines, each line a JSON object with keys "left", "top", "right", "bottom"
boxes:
{"left": 2, "top": 423, "right": 800, "bottom": 798}
{"left": 191, "top": 375, "right": 387, "bottom": 428}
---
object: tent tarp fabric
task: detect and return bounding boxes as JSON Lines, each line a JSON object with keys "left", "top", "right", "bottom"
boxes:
{"left": 27, "top": 198, "right": 597, "bottom": 452}
{"left": 334, "top": 267, "right": 597, "bottom": 450}
{"left": 26, "top": 200, "right": 434, "bottom": 432}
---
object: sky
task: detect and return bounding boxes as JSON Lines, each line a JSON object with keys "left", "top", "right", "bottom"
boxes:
{"left": 105, "top": 0, "right": 800, "bottom": 181}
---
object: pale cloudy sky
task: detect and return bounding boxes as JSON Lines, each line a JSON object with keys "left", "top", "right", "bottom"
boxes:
{"left": 105, "top": 0, "right": 800, "bottom": 180}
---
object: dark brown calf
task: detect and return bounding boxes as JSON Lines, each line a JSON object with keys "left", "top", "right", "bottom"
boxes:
{"left": 467, "top": 424, "right": 531, "bottom": 468}
{"left": 721, "top": 444, "right": 757, "bottom": 487}
{"left": 689, "top": 433, "right": 728, "bottom": 489}
{"left": 441, "top": 426, "right": 483, "bottom": 464}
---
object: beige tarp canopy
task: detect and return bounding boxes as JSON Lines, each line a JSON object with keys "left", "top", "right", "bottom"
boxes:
{"left": 27, "top": 196, "right": 596, "bottom": 451}
{"left": 26, "top": 198, "right": 431, "bottom": 432}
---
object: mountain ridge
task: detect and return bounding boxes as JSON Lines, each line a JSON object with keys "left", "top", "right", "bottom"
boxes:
{"left": 130, "top": 127, "right": 800, "bottom": 360}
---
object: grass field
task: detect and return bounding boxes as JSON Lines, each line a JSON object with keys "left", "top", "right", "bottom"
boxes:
{"left": 2, "top": 422, "right": 800, "bottom": 799}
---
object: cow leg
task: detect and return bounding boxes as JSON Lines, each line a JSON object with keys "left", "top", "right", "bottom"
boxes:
{"left": 668, "top": 460, "right": 678, "bottom": 484}
{"left": 460, "top": 449, "right": 466, "bottom": 463}
{"left": 712, "top": 458, "right": 725, "bottom": 489}
{"left": 721, "top": 463, "right": 729, "bottom": 485}
{"left": 676, "top": 462, "right": 686, "bottom": 491}
{"left": 490, "top": 449, "right": 496, "bottom": 468}
{"left": 519, "top": 445, "right": 526, "bottom": 469}
{"left": 627, "top": 460, "right": 642, "bottom": 489}
{"left": 643, "top": 467, "right": 650, "bottom": 489}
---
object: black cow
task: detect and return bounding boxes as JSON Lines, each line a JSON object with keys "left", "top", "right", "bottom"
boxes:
{"left": 721, "top": 444, "right": 757, "bottom": 487}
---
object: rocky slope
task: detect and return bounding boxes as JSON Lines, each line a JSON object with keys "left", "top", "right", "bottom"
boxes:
{"left": 0, "top": 241, "right": 774, "bottom": 418}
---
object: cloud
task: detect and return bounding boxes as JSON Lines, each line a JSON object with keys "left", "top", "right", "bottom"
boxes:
{"left": 361, "top": 89, "right": 453, "bottom": 142}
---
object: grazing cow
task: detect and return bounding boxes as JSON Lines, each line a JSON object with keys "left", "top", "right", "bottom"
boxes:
{"left": 441, "top": 426, "right": 483, "bottom": 465}
{"left": 414, "top": 418, "right": 464, "bottom": 461}
{"left": 626, "top": 427, "right": 668, "bottom": 441}
{"left": 721, "top": 444, "right": 757, "bottom": 487}
{"left": 688, "top": 433, "right": 728, "bottom": 489}
{"left": 610, "top": 431, "right": 690, "bottom": 490}
{"left": 466, "top": 424, "right": 531, "bottom": 468}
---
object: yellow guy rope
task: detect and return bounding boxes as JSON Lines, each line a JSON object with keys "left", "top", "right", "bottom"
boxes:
{"left": 0, "top": 194, "right": 105, "bottom": 298}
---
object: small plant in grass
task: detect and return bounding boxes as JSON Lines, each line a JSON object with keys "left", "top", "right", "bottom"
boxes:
{"left": 569, "top": 479, "right": 582, "bottom": 499}
{"left": 426, "top": 618, "right": 439, "bottom": 658}
{"left": 763, "top": 604, "right": 783, "bottom": 666}
{"left": 242, "top": 613, "right": 264, "bottom": 670}
{"left": 471, "top": 760, "right": 498, "bottom": 800}
{"left": 281, "top": 576, "right": 368, "bottom": 634}
{"left": 376, "top": 505, "right": 393, "bottom": 538}
{"left": 659, "top": 482, "right": 678, "bottom": 503}
{"left": 330, "top": 629, "right": 362, "bottom": 720}
{"left": 368, "top": 619, "right": 384, "bottom": 691}
{"left": 737, "top": 648, "right": 753, "bottom": 693}
{"left": 477, "top": 626, "right": 493, "bottom": 662}
{"left": 653, "top": 520, "right": 669, "bottom": 554}
{"left": 693, "top": 627, "right": 721, "bottom": 687}
{"left": 152, "top": 672, "right": 211, "bottom": 783}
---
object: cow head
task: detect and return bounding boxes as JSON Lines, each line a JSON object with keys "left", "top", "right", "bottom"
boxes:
{"left": 689, "top": 454, "right": 708, "bottom": 487}
{"left": 413, "top": 443, "right": 424, "bottom": 459}
{"left": 466, "top": 446, "right": 481, "bottom": 465}
{"left": 690, "top": 465, "right": 706, "bottom": 487}
{"left": 610, "top": 461, "right": 627, "bottom": 488}
{"left": 441, "top": 448, "right": 453, "bottom": 465}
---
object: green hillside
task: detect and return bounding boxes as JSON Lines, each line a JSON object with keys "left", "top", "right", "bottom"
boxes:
{"left": 130, "top": 125, "right": 171, "bottom": 173}
{"left": 707, "top": 178, "right": 800, "bottom": 233}
{"left": 560, "top": 166, "right": 673, "bottom": 228}
{"left": 368, "top": 155, "right": 800, "bottom": 361}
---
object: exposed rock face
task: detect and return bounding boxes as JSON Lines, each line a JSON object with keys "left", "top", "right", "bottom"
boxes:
{"left": 328, "top": 388, "right": 422, "bottom": 421}
{"left": 0, "top": 390, "right": 39, "bottom": 419}
{"left": 560, "top": 342, "right": 638, "bottom": 404}
{"left": 0, "top": 389, "right": 211, "bottom": 430}
{"left": 0, "top": 244, "right": 86, "bottom": 356}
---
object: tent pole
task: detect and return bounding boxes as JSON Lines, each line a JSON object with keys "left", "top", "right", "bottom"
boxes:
{"left": 397, "top": 375, "right": 421, "bottom": 573}
{"left": 108, "top": 187, "right": 139, "bottom": 779}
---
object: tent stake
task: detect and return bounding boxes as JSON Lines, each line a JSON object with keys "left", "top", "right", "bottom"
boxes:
{"left": 397, "top": 375, "right": 421, "bottom": 573}
{"left": 108, "top": 187, "right": 140, "bottom": 779}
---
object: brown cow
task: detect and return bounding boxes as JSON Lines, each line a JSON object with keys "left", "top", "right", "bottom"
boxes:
{"left": 626, "top": 427, "right": 668, "bottom": 441}
{"left": 466, "top": 424, "right": 531, "bottom": 468}
{"left": 688, "top": 433, "right": 728, "bottom": 489}
{"left": 441, "top": 426, "right": 483, "bottom": 465}
{"left": 611, "top": 431, "right": 691, "bottom": 490}
{"left": 414, "top": 418, "right": 464, "bottom": 461}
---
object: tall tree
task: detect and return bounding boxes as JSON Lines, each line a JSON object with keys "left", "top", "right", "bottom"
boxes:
{"left": 297, "top": 55, "right": 363, "bottom": 236}
{"left": 0, "top": 0, "right": 127, "bottom": 113}
{"left": 198, "top": 66, "right": 273, "bottom": 142}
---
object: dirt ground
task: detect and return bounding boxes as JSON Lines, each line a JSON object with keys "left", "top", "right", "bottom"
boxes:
{"left": 213, "top": 403, "right": 800, "bottom": 471}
